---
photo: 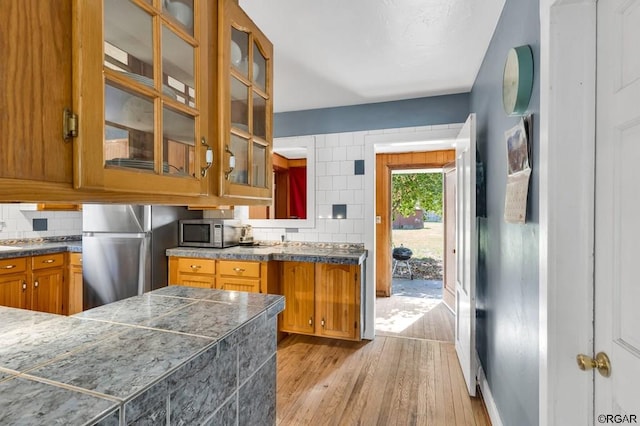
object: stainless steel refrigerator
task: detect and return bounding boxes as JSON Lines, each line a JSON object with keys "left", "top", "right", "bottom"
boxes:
{"left": 82, "top": 204, "right": 201, "bottom": 310}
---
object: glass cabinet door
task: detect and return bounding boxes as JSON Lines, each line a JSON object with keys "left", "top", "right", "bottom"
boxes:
{"left": 220, "top": 2, "right": 273, "bottom": 199}
{"left": 74, "top": 0, "right": 207, "bottom": 196}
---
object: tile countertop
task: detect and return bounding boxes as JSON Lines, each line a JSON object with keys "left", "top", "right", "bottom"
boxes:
{"left": 166, "top": 243, "right": 368, "bottom": 265}
{"left": 0, "top": 237, "right": 82, "bottom": 259}
{"left": 0, "top": 287, "right": 285, "bottom": 425}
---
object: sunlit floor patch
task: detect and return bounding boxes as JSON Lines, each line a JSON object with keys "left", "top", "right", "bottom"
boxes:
{"left": 375, "top": 295, "right": 441, "bottom": 334}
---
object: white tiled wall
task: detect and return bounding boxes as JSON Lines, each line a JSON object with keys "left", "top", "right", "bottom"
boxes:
{"left": 0, "top": 204, "right": 82, "bottom": 240}
{"left": 242, "top": 124, "right": 460, "bottom": 245}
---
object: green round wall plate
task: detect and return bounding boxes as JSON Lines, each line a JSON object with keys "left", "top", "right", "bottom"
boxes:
{"left": 502, "top": 45, "right": 534, "bottom": 116}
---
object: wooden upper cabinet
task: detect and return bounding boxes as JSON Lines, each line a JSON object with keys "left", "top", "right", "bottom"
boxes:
{"left": 73, "top": 0, "right": 211, "bottom": 196}
{"left": 217, "top": 0, "right": 273, "bottom": 200}
{"left": 0, "top": 0, "right": 74, "bottom": 184}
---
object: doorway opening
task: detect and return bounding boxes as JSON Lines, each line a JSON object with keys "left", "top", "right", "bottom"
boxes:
{"left": 374, "top": 150, "right": 456, "bottom": 342}
{"left": 390, "top": 169, "right": 444, "bottom": 299}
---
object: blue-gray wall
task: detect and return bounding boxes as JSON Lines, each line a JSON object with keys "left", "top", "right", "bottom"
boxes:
{"left": 470, "top": 0, "right": 540, "bottom": 425}
{"left": 274, "top": 93, "right": 469, "bottom": 137}
{"left": 272, "top": 2, "right": 539, "bottom": 423}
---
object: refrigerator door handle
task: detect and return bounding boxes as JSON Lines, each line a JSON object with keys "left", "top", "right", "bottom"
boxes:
{"left": 82, "top": 232, "right": 149, "bottom": 239}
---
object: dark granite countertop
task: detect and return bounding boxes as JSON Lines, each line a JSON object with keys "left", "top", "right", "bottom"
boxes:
{"left": 0, "top": 237, "right": 81, "bottom": 259}
{"left": 166, "top": 242, "right": 368, "bottom": 265}
{"left": 0, "top": 287, "right": 284, "bottom": 425}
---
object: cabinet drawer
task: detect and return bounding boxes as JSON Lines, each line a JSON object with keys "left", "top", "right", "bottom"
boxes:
{"left": 217, "top": 278, "right": 261, "bottom": 293}
{"left": 69, "top": 252, "right": 82, "bottom": 267}
{"left": 0, "top": 257, "right": 28, "bottom": 275}
{"left": 32, "top": 253, "right": 65, "bottom": 270}
{"left": 176, "top": 257, "right": 216, "bottom": 275}
{"left": 218, "top": 261, "right": 261, "bottom": 278}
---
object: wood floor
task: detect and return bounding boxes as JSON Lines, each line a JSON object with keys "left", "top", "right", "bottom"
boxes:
{"left": 276, "top": 297, "right": 490, "bottom": 425}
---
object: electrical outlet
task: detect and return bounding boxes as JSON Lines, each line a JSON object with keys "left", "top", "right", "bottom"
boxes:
{"left": 0, "top": 221, "right": 5, "bottom": 231}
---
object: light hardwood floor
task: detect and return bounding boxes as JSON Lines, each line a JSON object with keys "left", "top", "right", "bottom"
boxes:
{"left": 276, "top": 298, "right": 490, "bottom": 425}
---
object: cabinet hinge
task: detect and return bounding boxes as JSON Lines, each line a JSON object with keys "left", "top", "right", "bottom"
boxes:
{"left": 63, "top": 108, "right": 78, "bottom": 141}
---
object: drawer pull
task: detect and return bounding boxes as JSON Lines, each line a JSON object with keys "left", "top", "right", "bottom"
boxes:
{"left": 190, "top": 264, "right": 201, "bottom": 270}
{"left": 22, "top": 281, "right": 27, "bottom": 291}
{"left": 1, "top": 264, "right": 16, "bottom": 270}
{"left": 34, "top": 281, "right": 39, "bottom": 288}
{"left": 233, "top": 267, "right": 245, "bottom": 273}
{"left": 42, "top": 259, "right": 55, "bottom": 264}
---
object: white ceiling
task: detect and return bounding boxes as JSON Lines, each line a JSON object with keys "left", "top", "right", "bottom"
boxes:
{"left": 239, "top": 0, "right": 505, "bottom": 113}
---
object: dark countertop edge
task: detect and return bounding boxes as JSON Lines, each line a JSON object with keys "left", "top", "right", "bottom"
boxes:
{"left": 165, "top": 247, "right": 368, "bottom": 265}
{"left": 0, "top": 243, "right": 82, "bottom": 259}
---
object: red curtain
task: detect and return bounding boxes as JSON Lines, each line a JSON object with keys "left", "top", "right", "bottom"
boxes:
{"left": 289, "top": 167, "right": 306, "bottom": 219}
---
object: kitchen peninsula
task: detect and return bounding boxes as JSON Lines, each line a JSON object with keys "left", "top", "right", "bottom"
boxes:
{"left": 0, "top": 287, "right": 284, "bottom": 425}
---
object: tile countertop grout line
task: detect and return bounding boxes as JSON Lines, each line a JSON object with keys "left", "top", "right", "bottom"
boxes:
{"left": 8, "top": 372, "right": 124, "bottom": 403}
{"left": 3, "top": 326, "right": 134, "bottom": 380}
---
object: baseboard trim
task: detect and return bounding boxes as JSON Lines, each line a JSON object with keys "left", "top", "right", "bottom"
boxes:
{"left": 477, "top": 363, "right": 503, "bottom": 426}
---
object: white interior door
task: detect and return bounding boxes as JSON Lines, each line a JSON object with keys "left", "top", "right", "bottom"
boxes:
{"left": 594, "top": 0, "right": 640, "bottom": 418}
{"left": 454, "top": 114, "right": 477, "bottom": 396}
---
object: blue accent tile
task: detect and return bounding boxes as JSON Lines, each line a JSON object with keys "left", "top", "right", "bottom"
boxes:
{"left": 332, "top": 204, "right": 347, "bottom": 219}
{"left": 33, "top": 218, "right": 47, "bottom": 231}
{"left": 354, "top": 159, "right": 365, "bottom": 175}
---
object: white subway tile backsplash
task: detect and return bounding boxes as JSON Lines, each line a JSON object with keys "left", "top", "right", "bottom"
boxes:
{"left": 315, "top": 162, "right": 327, "bottom": 177}
{"left": 339, "top": 133, "right": 354, "bottom": 146}
{"left": 318, "top": 176, "right": 333, "bottom": 191}
{"left": 332, "top": 147, "right": 347, "bottom": 162}
{"left": 318, "top": 147, "right": 333, "bottom": 163}
{"left": 325, "top": 134, "right": 340, "bottom": 147}
{"left": 332, "top": 175, "right": 347, "bottom": 191}
{"left": 347, "top": 176, "right": 362, "bottom": 190}
{"left": 326, "top": 161, "right": 340, "bottom": 176}
{"left": 0, "top": 204, "right": 83, "bottom": 240}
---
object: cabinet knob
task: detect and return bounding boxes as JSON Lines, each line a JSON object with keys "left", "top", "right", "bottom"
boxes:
{"left": 34, "top": 281, "right": 39, "bottom": 288}
{"left": 22, "top": 281, "right": 27, "bottom": 291}
{"left": 1, "top": 264, "right": 16, "bottom": 269}
{"left": 308, "top": 317, "right": 313, "bottom": 326}
{"left": 233, "top": 267, "right": 245, "bottom": 273}
{"left": 190, "top": 264, "right": 201, "bottom": 270}
{"left": 42, "top": 259, "right": 55, "bottom": 264}
{"left": 321, "top": 318, "right": 325, "bottom": 327}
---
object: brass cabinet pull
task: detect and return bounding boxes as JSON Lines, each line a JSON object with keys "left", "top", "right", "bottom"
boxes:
{"left": 42, "top": 259, "right": 55, "bottom": 264}
{"left": 224, "top": 145, "right": 235, "bottom": 180}
{"left": 1, "top": 264, "right": 16, "bottom": 269}
{"left": 308, "top": 317, "right": 313, "bottom": 326}
{"left": 576, "top": 352, "right": 611, "bottom": 377}
{"left": 190, "top": 264, "right": 201, "bottom": 270}
{"left": 34, "top": 281, "right": 39, "bottom": 288}
{"left": 22, "top": 281, "right": 27, "bottom": 291}
{"left": 321, "top": 318, "right": 325, "bottom": 328}
{"left": 233, "top": 267, "right": 245, "bottom": 273}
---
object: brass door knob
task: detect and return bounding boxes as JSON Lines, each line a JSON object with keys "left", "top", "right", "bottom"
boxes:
{"left": 576, "top": 352, "right": 611, "bottom": 377}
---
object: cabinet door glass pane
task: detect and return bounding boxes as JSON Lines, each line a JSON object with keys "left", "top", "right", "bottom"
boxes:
{"left": 163, "top": 106, "right": 195, "bottom": 177}
{"left": 163, "top": 0, "right": 194, "bottom": 35}
{"left": 105, "top": 84, "right": 155, "bottom": 171}
{"left": 231, "top": 28, "right": 249, "bottom": 78}
{"left": 104, "top": 0, "right": 153, "bottom": 82}
{"left": 231, "top": 77, "right": 249, "bottom": 131}
{"left": 229, "top": 134, "right": 248, "bottom": 184}
{"left": 253, "top": 42, "right": 266, "bottom": 91}
{"left": 253, "top": 143, "right": 267, "bottom": 188}
{"left": 162, "top": 25, "right": 195, "bottom": 107}
{"left": 253, "top": 92, "right": 266, "bottom": 140}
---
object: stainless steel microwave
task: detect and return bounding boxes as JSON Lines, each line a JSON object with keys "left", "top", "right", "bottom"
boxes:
{"left": 178, "top": 219, "right": 240, "bottom": 248}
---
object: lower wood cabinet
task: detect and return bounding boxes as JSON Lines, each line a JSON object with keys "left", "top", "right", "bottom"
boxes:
{"left": 0, "top": 253, "right": 68, "bottom": 315}
{"left": 0, "top": 257, "right": 29, "bottom": 310}
{"left": 67, "top": 252, "right": 83, "bottom": 315}
{"left": 280, "top": 261, "right": 361, "bottom": 341}
{"left": 168, "top": 257, "right": 268, "bottom": 293}
{"left": 170, "top": 257, "right": 216, "bottom": 289}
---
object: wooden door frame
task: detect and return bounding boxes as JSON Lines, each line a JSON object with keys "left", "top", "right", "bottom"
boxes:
{"left": 375, "top": 150, "right": 455, "bottom": 297}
